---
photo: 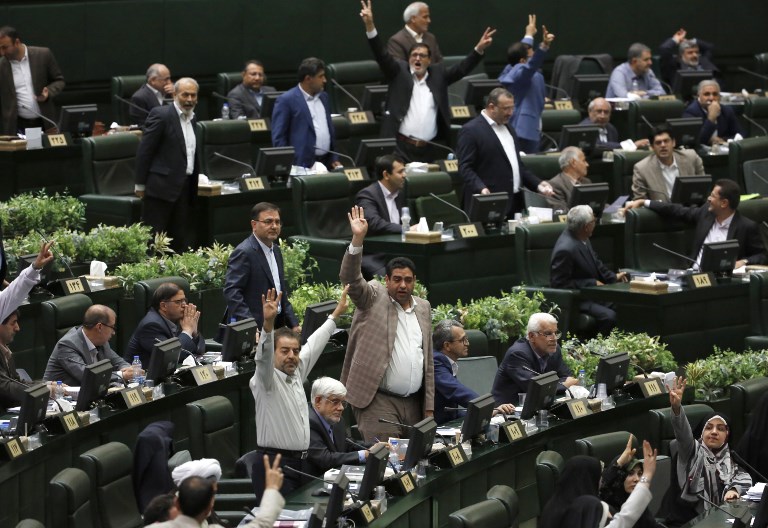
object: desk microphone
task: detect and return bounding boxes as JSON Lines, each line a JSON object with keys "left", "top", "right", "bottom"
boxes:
{"left": 428, "top": 193, "right": 471, "bottom": 223}
{"left": 378, "top": 418, "right": 413, "bottom": 429}
{"left": 112, "top": 94, "right": 150, "bottom": 116}
{"left": 408, "top": 135, "right": 456, "bottom": 159}
{"left": 652, "top": 242, "right": 697, "bottom": 268}
{"left": 448, "top": 92, "right": 467, "bottom": 106}
{"left": 730, "top": 449, "right": 768, "bottom": 484}
{"left": 312, "top": 146, "right": 356, "bottom": 168}
{"left": 212, "top": 152, "right": 256, "bottom": 175}
{"left": 544, "top": 83, "right": 571, "bottom": 100}
{"left": 540, "top": 131, "right": 560, "bottom": 151}
{"left": 658, "top": 80, "right": 674, "bottom": 96}
{"left": 629, "top": 362, "right": 649, "bottom": 379}
{"left": 639, "top": 114, "right": 656, "bottom": 136}
{"left": 210, "top": 91, "right": 234, "bottom": 104}
{"left": 442, "top": 406, "right": 466, "bottom": 412}
{"left": 737, "top": 66, "right": 768, "bottom": 82}
{"left": 283, "top": 465, "right": 336, "bottom": 484}
{"left": 521, "top": 365, "right": 541, "bottom": 376}
{"left": 695, "top": 492, "right": 752, "bottom": 528}
{"left": 344, "top": 438, "right": 370, "bottom": 451}
{"left": 330, "top": 79, "right": 364, "bottom": 110}
{"left": 19, "top": 104, "right": 59, "bottom": 132}
{"left": 742, "top": 114, "right": 768, "bottom": 137}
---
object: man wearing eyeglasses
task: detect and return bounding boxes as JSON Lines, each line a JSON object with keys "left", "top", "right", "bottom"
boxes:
{"left": 224, "top": 202, "right": 299, "bottom": 331}
{"left": 124, "top": 282, "right": 204, "bottom": 367}
{"left": 44, "top": 305, "right": 137, "bottom": 386}
{"left": 491, "top": 313, "right": 577, "bottom": 406}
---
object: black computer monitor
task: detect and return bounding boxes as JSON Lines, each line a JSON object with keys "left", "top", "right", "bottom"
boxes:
{"left": 670, "top": 175, "right": 711, "bottom": 206}
{"left": 568, "top": 182, "right": 610, "bottom": 219}
{"left": 753, "top": 487, "right": 768, "bottom": 528}
{"left": 354, "top": 138, "right": 397, "bottom": 174}
{"left": 58, "top": 104, "right": 97, "bottom": 138}
{"left": 254, "top": 147, "right": 294, "bottom": 181}
{"left": 75, "top": 358, "right": 113, "bottom": 411}
{"left": 324, "top": 472, "right": 350, "bottom": 528}
{"left": 221, "top": 318, "right": 258, "bottom": 362}
{"left": 260, "top": 91, "right": 285, "bottom": 119}
{"left": 699, "top": 239, "right": 740, "bottom": 277}
{"left": 559, "top": 125, "right": 602, "bottom": 155}
{"left": 520, "top": 371, "right": 559, "bottom": 420}
{"left": 463, "top": 79, "right": 502, "bottom": 111}
{"left": 146, "top": 337, "right": 182, "bottom": 384}
{"left": 460, "top": 393, "right": 496, "bottom": 442}
{"left": 15, "top": 383, "right": 50, "bottom": 437}
{"left": 361, "top": 85, "right": 388, "bottom": 117}
{"left": 403, "top": 417, "right": 437, "bottom": 472}
{"left": 672, "top": 70, "right": 714, "bottom": 101}
{"left": 666, "top": 117, "right": 704, "bottom": 150}
{"left": 357, "top": 443, "right": 390, "bottom": 500}
{"left": 467, "top": 192, "right": 509, "bottom": 228}
{"left": 572, "top": 74, "right": 610, "bottom": 110}
{"left": 300, "top": 301, "right": 338, "bottom": 345}
{"left": 594, "top": 352, "right": 631, "bottom": 394}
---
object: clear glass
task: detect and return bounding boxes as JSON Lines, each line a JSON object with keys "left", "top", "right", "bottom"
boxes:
{"left": 518, "top": 393, "right": 526, "bottom": 408}
{"left": 152, "top": 383, "right": 165, "bottom": 400}
{"left": 537, "top": 410, "right": 549, "bottom": 428}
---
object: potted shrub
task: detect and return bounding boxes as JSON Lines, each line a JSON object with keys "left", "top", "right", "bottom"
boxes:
{"left": 0, "top": 190, "right": 85, "bottom": 237}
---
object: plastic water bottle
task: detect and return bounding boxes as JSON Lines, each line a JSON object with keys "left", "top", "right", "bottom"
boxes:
{"left": 631, "top": 78, "right": 639, "bottom": 93}
{"left": 388, "top": 440, "right": 401, "bottom": 472}
{"left": 55, "top": 380, "right": 65, "bottom": 400}
{"left": 578, "top": 369, "right": 586, "bottom": 387}
{"left": 401, "top": 207, "right": 411, "bottom": 241}
{"left": 131, "top": 356, "right": 142, "bottom": 384}
{"left": 221, "top": 103, "right": 230, "bottom": 120}
{"left": 375, "top": 485, "right": 387, "bottom": 513}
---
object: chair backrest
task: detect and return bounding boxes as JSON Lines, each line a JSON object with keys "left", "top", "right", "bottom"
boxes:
{"left": 215, "top": 71, "right": 242, "bottom": 115}
{"left": 749, "top": 272, "right": 768, "bottom": 337}
{"left": 628, "top": 99, "right": 686, "bottom": 140}
{"left": 186, "top": 396, "right": 239, "bottom": 478}
{"left": 133, "top": 276, "right": 190, "bottom": 320}
{"left": 730, "top": 376, "right": 768, "bottom": 441}
{"left": 535, "top": 450, "right": 565, "bottom": 514}
{"left": 456, "top": 356, "right": 498, "bottom": 396}
{"left": 744, "top": 97, "right": 768, "bottom": 137}
{"left": 81, "top": 133, "right": 140, "bottom": 195}
{"left": 514, "top": 222, "right": 567, "bottom": 285}
{"left": 41, "top": 294, "right": 93, "bottom": 359}
{"left": 541, "top": 109, "right": 583, "bottom": 149}
{"left": 447, "top": 72, "right": 489, "bottom": 107}
{"left": 325, "top": 60, "right": 386, "bottom": 114}
{"left": 48, "top": 467, "right": 94, "bottom": 528}
{"left": 486, "top": 485, "right": 520, "bottom": 528}
{"left": 291, "top": 174, "right": 355, "bottom": 238}
{"left": 110, "top": 75, "right": 147, "bottom": 125}
{"left": 196, "top": 120, "right": 253, "bottom": 181}
{"left": 521, "top": 154, "right": 562, "bottom": 182}
{"left": 623, "top": 207, "right": 693, "bottom": 271}
{"left": 406, "top": 171, "right": 465, "bottom": 225}
{"left": 742, "top": 159, "right": 768, "bottom": 195}
{"left": 646, "top": 404, "right": 714, "bottom": 456}
{"left": 447, "top": 497, "right": 512, "bottom": 528}
{"left": 729, "top": 136, "right": 768, "bottom": 190}
{"left": 574, "top": 430, "right": 638, "bottom": 464}
{"left": 738, "top": 197, "right": 768, "bottom": 226}
{"left": 465, "top": 329, "right": 488, "bottom": 357}
{"left": 612, "top": 150, "right": 652, "bottom": 197}
{"left": 79, "top": 442, "right": 143, "bottom": 528}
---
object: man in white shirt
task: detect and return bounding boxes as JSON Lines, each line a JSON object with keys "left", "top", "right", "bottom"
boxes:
{"left": 387, "top": 2, "right": 443, "bottom": 63}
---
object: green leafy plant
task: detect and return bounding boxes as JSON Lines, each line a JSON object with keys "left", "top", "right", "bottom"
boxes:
{"left": 685, "top": 347, "right": 768, "bottom": 395}
{"left": 0, "top": 190, "right": 85, "bottom": 236}
{"left": 291, "top": 282, "right": 353, "bottom": 326}
{"left": 279, "top": 239, "right": 318, "bottom": 290}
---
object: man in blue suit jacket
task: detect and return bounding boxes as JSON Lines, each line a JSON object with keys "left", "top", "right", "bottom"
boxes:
{"left": 271, "top": 58, "right": 339, "bottom": 170}
{"left": 498, "top": 16, "right": 554, "bottom": 154}
{"left": 433, "top": 320, "right": 514, "bottom": 425}
{"left": 457, "top": 87, "right": 552, "bottom": 216}
{"left": 683, "top": 79, "right": 745, "bottom": 147}
{"left": 223, "top": 202, "right": 298, "bottom": 330}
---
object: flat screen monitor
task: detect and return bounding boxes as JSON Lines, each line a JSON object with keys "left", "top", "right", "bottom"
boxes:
{"left": 260, "top": 91, "right": 285, "bottom": 119}
{"left": 361, "top": 85, "right": 388, "bottom": 117}
{"left": 75, "top": 358, "right": 113, "bottom": 411}
{"left": 460, "top": 393, "right": 496, "bottom": 442}
{"left": 463, "top": 79, "right": 502, "bottom": 111}
{"left": 670, "top": 174, "right": 711, "bottom": 206}
{"left": 300, "top": 301, "right": 338, "bottom": 346}
{"left": 559, "top": 125, "right": 602, "bottom": 155}
{"left": 323, "top": 472, "right": 350, "bottom": 528}
{"left": 467, "top": 192, "right": 509, "bottom": 227}
{"left": 15, "top": 383, "right": 50, "bottom": 437}
{"left": 520, "top": 371, "right": 559, "bottom": 420}
{"left": 403, "top": 417, "right": 437, "bottom": 472}
{"left": 572, "top": 74, "right": 610, "bottom": 110}
{"left": 357, "top": 443, "right": 390, "bottom": 500}
{"left": 568, "top": 182, "right": 610, "bottom": 219}
{"left": 699, "top": 239, "right": 740, "bottom": 277}
{"left": 354, "top": 138, "right": 397, "bottom": 174}
{"left": 57, "top": 104, "right": 97, "bottom": 139}
{"left": 594, "top": 352, "right": 631, "bottom": 394}
{"left": 255, "top": 147, "right": 294, "bottom": 181}
{"left": 666, "top": 117, "right": 704, "bottom": 150}
{"left": 146, "top": 337, "right": 182, "bottom": 384}
{"left": 221, "top": 318, "right": 258, "bottom": 362}
{"left": 672, "top": 70, "right": 714, "bottom": 101}
{"left": 753, "top": 486, "right": 768, "bottom": 528}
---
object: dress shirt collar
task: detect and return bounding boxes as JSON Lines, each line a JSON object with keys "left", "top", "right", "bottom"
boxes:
{"left": 9, "top": 44, "right": 28, "bottom": 64}
{"left": 275, "top": 366, "right": 297, "bottom": 385}
{"left": 247, "top": 86, "right": 264, "bottom": 96}
{"left": 80, "top": 328, "right": 97, "bottom": 353}
{"left": 146, "top": 84, "right": 161, "bottom": 97}
{"left": 377, "top": 181, "right": 399, "bottom": 201}
{"left": 312, "top": 407, "right": 335, "bottom": 437}
{"left": 159, "top": 311, "right": 178, "bottom": 334}
{"left": 254, "top": 233, "right": 274, "bottom": 251}
{"left": 173, "top": 101, "right": 195, "bottom": 121}
{"left": 714, "top": 212, "right": 734, "bottom": 230}
{"left": 480, "top": 109, "right": 504, "bottom": 129}
{"left": 404, "top": 24, "right": 423, "bottom": 41}
{"left": 299, "top": 84, "right": 321, "bottom": 102}
{"left": 656, "top": 155, "right": 678, "bottom": 171}
{"left": 410, "top": 69, "right": 429, "bottom": 82}
{"left": 389, "top": 294, "right": 417, "bottom": 312}
{"left": 446, "top": 355, "right": 459, "bottom": 376}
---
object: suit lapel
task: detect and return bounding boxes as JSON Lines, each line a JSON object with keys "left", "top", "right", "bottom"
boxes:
{"left": 479, "top": 119, "right": 513, "bottom": 170}
{"left": 249, "top": 236, "right": 276, "bottom": 288}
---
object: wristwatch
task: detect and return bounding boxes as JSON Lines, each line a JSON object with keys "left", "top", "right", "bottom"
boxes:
{"left": 639, "top": 476, "right": 649, "bottom": 484}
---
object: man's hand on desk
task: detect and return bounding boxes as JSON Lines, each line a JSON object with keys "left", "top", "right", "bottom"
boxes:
{"left": 563, "top": 377, "right": 579, "bottom": 388}
{"left": 135, "top": 190, "right": 145, "bottom": 199}
{"left": 621, "top": 199, "right": 645, "bottom": 215}
{"left": 493, "top": 403, "right": 516, "bottom": 416}
{"left": 480, "top": 188, "right": 491, "bottom": 195}
{"left": 616, "top": 272, "right": 629, "bottom": 283}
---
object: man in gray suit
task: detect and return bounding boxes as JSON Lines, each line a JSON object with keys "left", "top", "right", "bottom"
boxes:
{"left": 387, "top": 2, "right": 443, "bottom": 63}
{"left": 632, "top": 125, "right": 704, "bottom": 202}
{"left": 44, "top": 305, "right": 138, "bottom": 386}
{"left": 546, "top": 147, "right": 593, "bottom": 212}
{"left": 227, "top": 60, "right": 276, "bottom": 120}
{"left": 340, "top": 206, "right": 434, "bottom": 441}
{"left": 0, "top": 26, "right": 65, "bottom": 135}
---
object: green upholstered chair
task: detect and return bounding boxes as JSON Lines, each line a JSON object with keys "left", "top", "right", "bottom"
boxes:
{"left": 744, "top": 97, "right": 768, "bottom": 138}
{"left": 456, "top": 356, "right": 498, "bottom": 396}
{"left": 196, "top": 119, "right": 253, "bottom": 181}
{"left": 16, "top": 520, "right": 46, "bottom": 528}
{"left": 746, "top": 272, "right": 768, "bottom": 350}
{"left": 215, "top": 71, "right": 242, "bottom": 116}
{"left": 186, "top": 396, "right": 239, "bottom": 477}
{"left": 730, "top": 376, "right": 768, "bottom": 442}
{"left": 729, "top": 136, "right": 768, "bottom": 189}
{"left": 612, "top": 150, "right": 652, "bottom": 197}
{"left": 48, "top": 467, "right": 94, "bottom": 528}
{"left": 40, "top": 294, "right": 93, "bottom": 366}
{"left": 79, "top": 134, "right": 143, "bottom": 228}
{"left": 742, "top": 159, "right": 768, "bottom": 195}
{"left": 79, "top": 442, "right": 143, "bottom": 528}
{"left": 646, "top": 404, "right": 714, "bottom": 456}
{"left": 486, "top": 485, "right": 520, "bottom": 528}
{"left": 521, "top": 153, "right": 562, "bottom": 182}
{"left": 325, "top": 60, "right": 385, "bottom": 114}
{"left": 535, "top": 450, "right": 564, "bottom": 514}
{"left": 738, "top": 197, "right": 768, "bottom": 225}
{"left": 627, "top": 99, "right": 686, "bottom": 140}
{"left": 541, "top": 109, "right": 583, "bottom": 150}
{"left": 623, "top": 207, "right": 693, "bottom": 271}
{"left": 407, "top": 171, "right": 466, "bottom": 226}
{"left": 110, "top": 74, "right": 147, "bottom": 125}
{"left": 447, "top": 497, "right": 514, "bottom": 528}
{"left": 465, "top": 329, "right": 489, "bottom": 357}
{"left": 575, "top": 430, "right": 638, "bottom": 464}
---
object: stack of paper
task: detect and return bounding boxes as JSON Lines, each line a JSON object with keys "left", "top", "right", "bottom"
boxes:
{"left": 746, "top": 482, "right": 765, "bottom": 501}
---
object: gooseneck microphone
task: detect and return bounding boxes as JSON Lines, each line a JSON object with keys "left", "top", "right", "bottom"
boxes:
{"left": 407, "top": 135, "right": 456, "bottom": 158}
{"left": 19, "top": 104, "right": 59, "bottom": 132}
{"left": 730, "top": 449, "right": 768, "bottom": 484}
{"left": 330, "top": 79, "right": 363, "bottom": 110}
{"left": 283, "top": 465, "right": 336, "bottom": 484}
{"left": 544, "top": 83, "right": 571, "bottom": 100}
{"left": 212, "top": 152, "right": 256, "bottom": 174}
{"left": 112, "top": 94, "right": 150, "bottom": 116}
{"left": 696, "top": 492, "right": 752, "bottom": 528}
{"left": 652, "top": 242, "right": 697, "bottom": 267}
{"left": 378, "top": 418, "right": 413, "bottom": 429}
{"left": 742, "top": 114, "right": 768, "bottom": 136}
{"left": 312, "top": 146, "right": 356, "bottom": 167}
{"left": 428, "top": 193, "right": 471, "bottom": 223}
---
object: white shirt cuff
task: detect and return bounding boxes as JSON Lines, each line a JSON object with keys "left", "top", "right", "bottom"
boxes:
{"left": 348, "top": 244, "right": 363, "bottom": 255}
{"left": 366, "top": 29, "right": 378, "bottom": 39}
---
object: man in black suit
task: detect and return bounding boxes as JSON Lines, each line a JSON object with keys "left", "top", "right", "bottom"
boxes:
{"left": 0, "top": 310, "right": 55, "bottom": 408}
{"left": 625, "top": 179, "right": 767, "bottom": 269}
{"left": 457, "top": 87, "right": 552, "bottom": 216}
{"left": 135, "top": 77, "right": 199, "bottom": 254}
{"left": 227, "top": 60, "right": 276, "bottom": 120}
{"left": 550, "top": 205, "right": 627, "bottom": 336}
{"left": 360, "top": 0, "right": 494, "bottom": 162}
{"left": 124, "top": 282, "right": 205, "bottom": 367}
{"left": 580, "top": 97, "right": 649, "bottom": 150}
{"left": 223, "top": 202, "right": 299, "bottom": 330}
{"left": 129, "top": 63, "right": 173, "bottom": 128}
{"left": 658, "top": 29, "right": 719, "bottom": 86}
{"left": 682, "top": 79, "right": 744, "bottom": 147}
{"left": 355, "top": 154, "right": 406, "bottom": 278}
